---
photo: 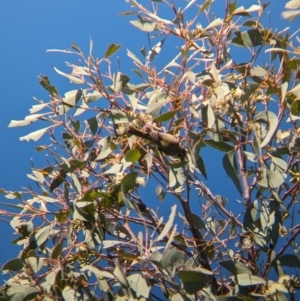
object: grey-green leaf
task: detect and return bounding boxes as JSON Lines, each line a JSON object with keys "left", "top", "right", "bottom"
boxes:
{"left": 222, "top": 151, "right": 243, "bottom": 196}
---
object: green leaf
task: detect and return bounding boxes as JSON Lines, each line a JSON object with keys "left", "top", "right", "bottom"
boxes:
{"left": 121, "top": 172, "right": 138, "bottom": 193}
{"left": 52, "top": 241, "right": 63, "bottom": 260}
{"left": 50, "top": 169, "right": 67, "bottom": 192}
{"left": 178, "top": 268, "right": 210, "bottom": 294}
{"left": 104, "top": 43, "right": 122, "bottom": 58}
{"left": 87, "top": 116, "right": 98, "bottom": 135}
{"left": 154, "top": 109, "right": 179, "bottom": 123}
{"left": 204, "top": 139, "right": 234, "bottom": 152}
{"left": 39, "top": 75, "right": 58, "bottom": 96}
{"left": 252, "top": 128, "right": 261, "bottom": 159}
{"left": 55, "top": 209, "right": 70, "bottom": 222}
{"left": 197, "top": 155, "right": 207, "bottom": 179}
{"left": 236, "top": 274, "right": 266, "bottom": 286}
{"left": 2, "top": 258, "right": 24, "bottom": 272}
{"left": 220, "top": 260, "right": 252, "bottom": 276}
{"left": 223, "top": 151, "right": 243, "bottom": 196}
{"left": 232, "top": 29, "right": 267, "bottom": 47}
{"left": 125, "top": 149, "right": 141, "bottom": 163}
{"left": 243, "top": 200, "right": 259, "bottom": 230}
{"left": 200, "top": 0, "right": 213, "bottom": 12}
{"left": 191, "top": 213, "right": 206, "bottom": 230}
{"left": 278, "top": 254, "right": 300, "bottom": 267}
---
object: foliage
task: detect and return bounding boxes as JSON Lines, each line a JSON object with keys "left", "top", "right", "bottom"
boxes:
{"left": 1, "top": 0, "right": 300, "bottom": 300}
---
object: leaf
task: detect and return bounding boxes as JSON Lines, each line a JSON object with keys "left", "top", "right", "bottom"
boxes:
{"left": 2, "top": 258, "right": 24, "bottom": 272}
{"left": 160, "top": 247, "right": 185, "bottom": 269}
{"left": 232, "top": 29, "right": 266, "bottom": 47}
{"left": 282, "top": 9, "right": 300, "bottom": 21}
{"left": 143, "top": 153, "right": 153, "bottom": 175}
{"left": 39, "top": 75, "right": 58, "bottom": 96}
{"left": 127, "top": 49, "right": 143, "bottom": 65}
{"left": 103, "top": 163, "right": 123, "bottom": 175}
{"left": 155, "top": 205, "right": 177, "bottom": 242}
{"left": 121, "top": 172, "right": 138, "bottom": 193}
{"left": 52, "top": 241, "right": 63, "bottom": 260}
{"left": 125, "top": 149, "right": 141, "bottom": 163}
{"left": 95, "top": 137, "right": 113, "bottom": 161}
{"left": 178, "top": 268, "right": 209, "bottom": 294}
{"left": 204, "top": 18, "right": 223, "bottom": 31}
{"left": 197, "top": 155, "right": 207, "bottom": 179}
{"left": 110, "top": 109, "right": 131, "bottom": 124}
{"left": 63, "top": 89, "right": 82, "bottom": 107}
{"left": 278, "top": 254, "right": 300, "bottom": 267}
{"left": 191, "top": 213, "right": 206, "bottom": 230}
{"left": 104, "top": 43, "right": 122, "bottom": 58}
{"left": 253, "top": 111, "right": 278, "bottom": 148}
{"left": 200, "top": 104, "right": 215, "bottom": 129}
{"left": 81, "top": 265, "right": 114, "bottom": 279}
{"left": 220, "top": 260, "right": 252, "bottom": 276}
{"left": 8, "top": 113, "right": 50, "bottom": 127}
{"left": 130, "top": 19, "right": 156, "bottom": 32}
{"left": 154, "top": 109, "right": 179, "bottom": 123}
{"left": 147, "top": 91, "right": 169, "bottom": 117}
{"left": 268, "top": 162, "right": 287, "bottom": 188}
{"left": 50, "top": 169, "right": 67, "bottom": 192}
{"left": 113, "top": 262, "right": 128, "bottom": 287}
{"left": 113, "top": 72, "right": 130, "bottom": 93}
{"left": 168, "top": 165, "right": 185, "bottom": 190}
{"left": 252, "top": 127, "right": 261, "bottom": 159}
{"left": 243, "top": 151, "right": 258, "bottom": 162}
{"left": 223, "top": 151, "right": 243, "bottom": 196}
{"left": 62, "top": 286, "right": 78, "bottom": 301}
{"left": 84, "top": 90, "right": 103, "bottom": 103}
{"left": 19, "top": 125, "right": 55, "bottom": 142}
{"left": 236, "top": 274, "right": 266, "bottom": 286}
{"left": 6, "top": 285, "right": 40, "bottom": 301}
{"left": 53, "top": 66, "right": 85, "bottom": 84}
{"left": 204, "top": 139, "right": 234, "bottom": 152}
{"left": 127, "top": 274, "right": 151, "bottom": 298}
{"left": 34, "top": 225, "right": 50, "bottom": 247}
{"left": 87, "top": 116, "right": 98, "bottom": 135}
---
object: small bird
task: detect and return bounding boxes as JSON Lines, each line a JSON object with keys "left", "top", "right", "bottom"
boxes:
{"left": 127, "top": 126, "right": 186, "bottom": 158}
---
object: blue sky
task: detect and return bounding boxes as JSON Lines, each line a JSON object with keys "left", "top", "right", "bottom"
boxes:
{"left": 0, "top": 0, "right": 293, "bottom": 284}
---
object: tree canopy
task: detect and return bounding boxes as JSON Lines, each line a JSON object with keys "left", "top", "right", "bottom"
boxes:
{"left": 1, "top": 0, "right": 300, "bottom": 300}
